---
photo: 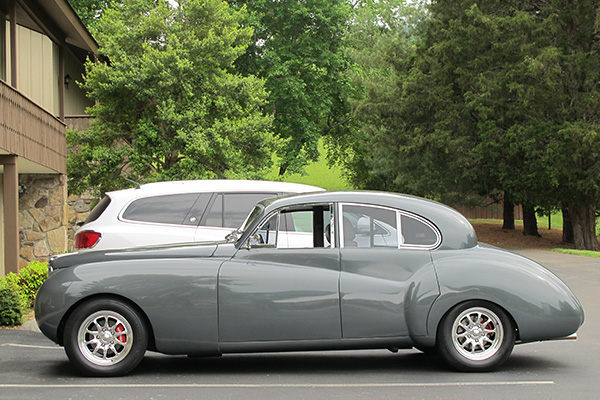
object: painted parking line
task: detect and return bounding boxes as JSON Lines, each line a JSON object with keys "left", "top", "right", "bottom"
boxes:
{"left": 0, "top": 381, "right": 555, "bottom": 389}
{"left": 0, "top": 343, "right": 61, "bottom": 350}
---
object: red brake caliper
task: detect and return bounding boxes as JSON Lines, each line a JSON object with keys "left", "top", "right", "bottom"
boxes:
{"left": 115, "top": 324, "right": 126, "bottom": 343}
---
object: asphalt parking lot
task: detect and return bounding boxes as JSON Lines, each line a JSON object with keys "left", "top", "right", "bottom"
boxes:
{"left": 1, "top": 249, "right": 598, "bottom": 400}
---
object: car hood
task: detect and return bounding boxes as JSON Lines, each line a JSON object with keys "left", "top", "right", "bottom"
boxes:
{"left": 50, "top": 242, "right": 229, "bottom": 270}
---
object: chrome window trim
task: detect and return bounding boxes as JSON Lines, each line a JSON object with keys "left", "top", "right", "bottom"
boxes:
{"left": 248, "top": 203, "right": 335, "bottom": 250}
{"left": 338, "top": 202, "right": 442, "bottom": 250}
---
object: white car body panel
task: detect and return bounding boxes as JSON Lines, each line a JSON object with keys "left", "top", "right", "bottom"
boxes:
{"left": 75, "top": 180, "right": 323, "bottom": 252}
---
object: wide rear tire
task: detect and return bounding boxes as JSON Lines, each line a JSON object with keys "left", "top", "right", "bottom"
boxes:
{"left": 437, "top": 301, "right": 515, "bottom": 372}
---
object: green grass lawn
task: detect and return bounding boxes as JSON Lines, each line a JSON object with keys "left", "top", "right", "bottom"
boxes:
{"left": 267, "top": 141, "right": 353, "bottom": 191}
{"left": 553, "top": 249, "right": 600, "bottom": 258}
{"left": 470, "top": 212, "right": 564, "bottom": 230}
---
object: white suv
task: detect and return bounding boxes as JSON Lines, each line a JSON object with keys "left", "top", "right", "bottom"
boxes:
{"left": 74, "top": 180, "right": 323, "bottom": 251}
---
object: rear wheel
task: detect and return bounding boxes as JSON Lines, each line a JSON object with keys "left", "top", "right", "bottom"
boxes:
{"left": 437, "top": 301, "right": 515, "bottom": 372}
{"left": 64, "top": 298, "right": 148, "bottom": 376}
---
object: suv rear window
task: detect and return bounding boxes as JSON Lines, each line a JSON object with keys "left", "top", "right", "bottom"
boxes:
{"left": 84, "top": 196, "right": 111, "bottom": 224}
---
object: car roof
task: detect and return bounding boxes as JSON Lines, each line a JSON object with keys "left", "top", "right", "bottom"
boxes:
{"left": 105, "top": 180, "right": 324, "bottom": 200}
{"left": 245, "top": 191, "right": 477, "bottom": 250}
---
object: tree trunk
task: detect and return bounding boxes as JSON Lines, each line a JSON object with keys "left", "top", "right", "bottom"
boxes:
{"left": 568, "top": 204, "right": 600, "bottom": 251}
{"left": 502, "top": 196, "right": 515, "bottom": 230}
{"left": 562, "top": 207, "right": 574, "bottom": 244}
{"left": 522, "top": 204, "right": 540, "bottom": 237}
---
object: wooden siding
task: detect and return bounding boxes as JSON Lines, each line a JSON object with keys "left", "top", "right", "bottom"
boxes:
{"left": 0, "top": 79, "right": 66, "bottom": 173}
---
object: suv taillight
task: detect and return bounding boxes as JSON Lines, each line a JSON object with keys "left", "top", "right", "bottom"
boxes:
{"left": 74, "top": 231, "right": 102, "bottom": 249}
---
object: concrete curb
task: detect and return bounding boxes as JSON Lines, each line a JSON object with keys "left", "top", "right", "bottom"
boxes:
{"left": 20, "top": 319, "right": 41, "bottom": 333}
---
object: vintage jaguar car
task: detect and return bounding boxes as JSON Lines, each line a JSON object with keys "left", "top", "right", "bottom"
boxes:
{"left": 35, "top": 191, "right": 584, "bottom": 376}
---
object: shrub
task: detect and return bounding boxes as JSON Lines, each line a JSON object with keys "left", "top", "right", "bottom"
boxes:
{"left": 0, "top": 280, "right": 24, "bottom": 326}
{"left": 1, "top": 260, "right": 48, "bottom": 308}
{"left": 14, "top": 261, "right": 48, "bottom": 308}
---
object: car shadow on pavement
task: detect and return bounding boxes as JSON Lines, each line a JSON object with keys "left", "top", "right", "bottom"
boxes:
{"left": 121, "top": 350, "right": 565, "bottom": 377}
{"left": 132, "top": 351, "right": 447, "bottom": 376}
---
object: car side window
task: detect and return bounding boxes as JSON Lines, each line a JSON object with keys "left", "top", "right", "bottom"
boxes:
{"left": 342, "top": 205, "right": 398, "bottom": 248}
{"left": 205, "top": 194, "right": 224, "bottom": 227}
{"left": 224, "top": 194, "right": 275, "bottom": 228}
{"left": 204, "top": 193, "right": 277, "bottom": 228}
{"left": 401, "top": 214, "right": 439, "bottom": 246}
{"left": 250, "top": 214, "right": 278, "bottom": 247}
{"left": 121, "top": 194, "right": 200, "bottom": 225}
{"left": 182, "top": 193, "right": 212, "bottom": 226}
{"left": 250, "top": 205, "right": 332, "bottom": 249}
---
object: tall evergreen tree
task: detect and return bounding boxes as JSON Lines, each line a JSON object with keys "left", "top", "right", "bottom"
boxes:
{"left": 342, "top": 0, "right": 600, "bottom": 250}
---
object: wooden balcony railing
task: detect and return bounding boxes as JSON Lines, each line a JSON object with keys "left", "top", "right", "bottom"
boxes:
{"left": 66, "top": 115, "right": 94, "bottom": 132}
{"left": 0, "top": 79, "right": 67, "bottom": 174}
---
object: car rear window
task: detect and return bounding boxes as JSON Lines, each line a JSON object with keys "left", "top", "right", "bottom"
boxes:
{"left": 401, "top": 214, "right": 439, "bottom": 246}
{"left": 84, "top": 196, "right": 112, "bottom": 224}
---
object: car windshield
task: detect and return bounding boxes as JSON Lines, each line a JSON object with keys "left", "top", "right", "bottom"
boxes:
{"left": 239, "top": 205, "right": 264, "bottom": 234}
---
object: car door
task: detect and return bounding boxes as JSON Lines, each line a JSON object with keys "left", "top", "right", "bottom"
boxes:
{"left": 117, "top": 193, "right": 210, "bottom": 248}
{"left": 217, "top": 204, "right": 341, "bottom": 343}
{"left": 339, "top": 203, "right": 441, "bottom": 339}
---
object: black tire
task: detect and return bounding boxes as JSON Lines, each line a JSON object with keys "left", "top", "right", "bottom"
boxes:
{"left": 437, "top": 301, "right": 515, "bottom": 372}
{"left": 64, "top": 298, "right": 148, "bottom": 377}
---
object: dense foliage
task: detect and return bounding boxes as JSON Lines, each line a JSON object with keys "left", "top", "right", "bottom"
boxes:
{"left": 0, "top": 281, "right": 23, "bottom": 326}
{"left": 336, "top": 0, "right": 600, "bottom": 250}
{"left": 68, "top": 0, "right": 276, "bottom": 197}
{"left": 69, "top": 0, "right": 118, "bottom": 30}
{"left": 3, "top": 261, "right": 49, "bottom": 308}
{"left": 68, "top": 0, "right": 600, "bottom": 250}
{"left": 227, "top": 0, "right": 352, "bottom": 175}
{"left": 0, "top": 261, "right": 48, "bottom": 326}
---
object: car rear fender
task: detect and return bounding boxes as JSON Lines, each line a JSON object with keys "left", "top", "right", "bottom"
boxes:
{"left": 39, "top": 258, "right": 225, "bottom": 355}
{"left": 425, "top": 246, "right": 584, "bottom": 344}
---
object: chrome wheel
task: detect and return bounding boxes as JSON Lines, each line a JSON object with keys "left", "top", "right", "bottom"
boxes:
{"left": 64, "top": 299, "right": 147, "bottom": 376}
{"left": 438, "top": 301, "right": 515, "bottom": 371}
{"left": 77, "top": 310, "right": 133, "bottom": 366}
{"left": 451, "top": 307, "right": 503, "bottom": 361}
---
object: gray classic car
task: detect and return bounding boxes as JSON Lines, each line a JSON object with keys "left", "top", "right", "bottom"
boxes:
{"left": 35, "top": 191, "right": 584, "bottom": 376}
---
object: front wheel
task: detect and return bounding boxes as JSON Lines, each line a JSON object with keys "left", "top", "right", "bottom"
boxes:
{"left": 64, "top": 298, "right": 148, "bottom": 376}
{"left": 437, "top": 301, "right": 515, "bottom": 372}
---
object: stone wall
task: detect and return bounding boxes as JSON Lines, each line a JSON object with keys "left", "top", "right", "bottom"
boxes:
{"left": 18, "top": 174, "right": 68, "bottom": 268}
{"left": 66, "top": 192, "right": 96, "bottom": 250}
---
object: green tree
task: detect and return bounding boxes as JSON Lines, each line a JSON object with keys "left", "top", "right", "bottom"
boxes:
{"left": 227, "top": 0, "right": 352, "bottom": 175}
{"left": 341, "top": 0, "right": 600, "bottom": 250}
{"left": 69, "top": 0, "right": 118, "bottom": 31}
{"left": 68, "top": 0, "right": 276, "bottom": 197}
{"left": 329, "top": 0, "right": 428, "bottom": 191}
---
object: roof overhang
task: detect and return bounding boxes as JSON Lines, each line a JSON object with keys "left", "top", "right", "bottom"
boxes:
{"left": 1, "top": 0, "right": 98, "bottom": 55}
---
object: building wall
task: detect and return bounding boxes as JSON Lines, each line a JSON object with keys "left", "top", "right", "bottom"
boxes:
{"left": 8, "top": 24, "right": 58, "bottom": 115}
{"left": 0, "top": 12, "right": 5, "bottom": 81}
{"left": 0, "top": 177, "right": 4, "bottom": 275}
{"left": 64, "top": 50, "right": 92, "bottom": 115}
{"left": 66, "top": 192, "right": 95, "bottom": 250}
{"left": 18, "top": 174, "right": 67, "bottom": 268}
{"left": 2, "top": 23, "right": 93, "bottom": 118}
